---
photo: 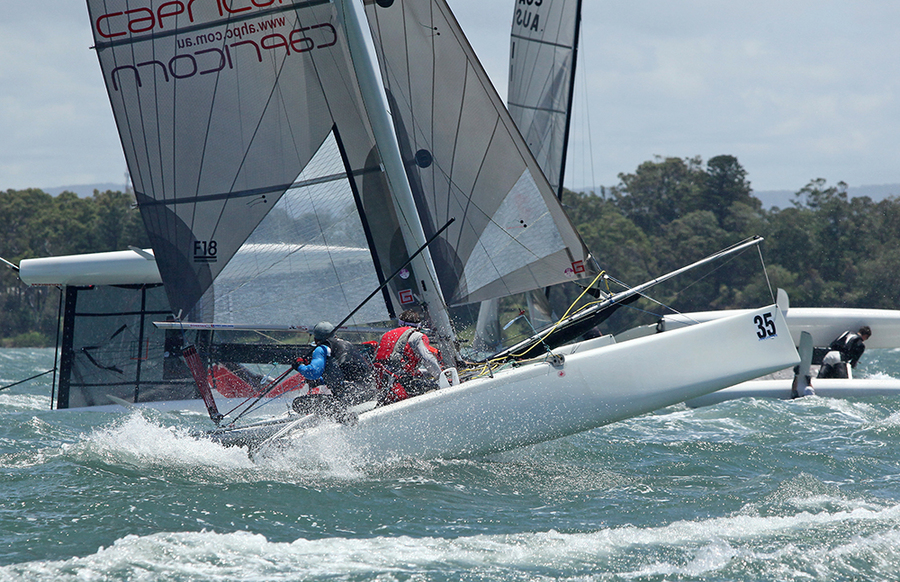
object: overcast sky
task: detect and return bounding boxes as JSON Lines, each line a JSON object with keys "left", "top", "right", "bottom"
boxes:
{"left": 2, "top": 1, "right": 898, "bottom": 193}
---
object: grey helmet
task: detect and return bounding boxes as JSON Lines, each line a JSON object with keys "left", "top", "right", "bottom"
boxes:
{"left": 313, "top": 321, "right": 335, "bottom": 343}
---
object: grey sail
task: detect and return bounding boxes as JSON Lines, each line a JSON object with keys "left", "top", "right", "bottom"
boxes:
{"left": 85, "top": 0, "right": 422, "bottom": 329}
{"left": 509, "top": 0, "right": 581, "bottom": 198}
{"left": 474, "top": 0, "right": 582, "bottom": 348}
{"left": 364, "top": 0, "right": 596, "bottom": 307}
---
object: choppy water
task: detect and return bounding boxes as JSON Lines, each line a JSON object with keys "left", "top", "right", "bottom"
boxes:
{"left": 3, "top": 347, "right": 900, "bottom": 581}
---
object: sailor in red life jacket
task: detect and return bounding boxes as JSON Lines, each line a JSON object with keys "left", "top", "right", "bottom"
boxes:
{"left": 374, "top": 309, "right": 443, "bottom": 404}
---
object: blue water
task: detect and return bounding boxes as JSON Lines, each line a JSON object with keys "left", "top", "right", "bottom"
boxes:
{"left": 3, "top": 347, "right": 900, "bottom": 581}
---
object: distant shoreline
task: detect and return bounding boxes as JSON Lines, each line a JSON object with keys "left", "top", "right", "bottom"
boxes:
{"left": 39, "top": 182, "right": 900, "bottom": 210}
{"left": 568, "top": 183, "right": 900, "bottom": 210}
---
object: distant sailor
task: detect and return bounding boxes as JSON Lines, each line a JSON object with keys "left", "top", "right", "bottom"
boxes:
{"left": 374, "top": 309, "right": 443, "bottom": 404}
{"left": 817, "top": 326, "right": 871, "bottom": 379}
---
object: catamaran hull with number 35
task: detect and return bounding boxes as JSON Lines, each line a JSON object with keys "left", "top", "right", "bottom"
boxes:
{"left": 81, "top": 0, "right": 799, "bottom": 458}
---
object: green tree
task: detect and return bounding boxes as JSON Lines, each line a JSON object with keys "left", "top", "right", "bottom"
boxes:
{"left": 701, "top": 155, "right": 759, "bottom": 222}
{"left": 0, "top": 188, "right": 148, "bottom": 346}
{"left": 612, "top": 156, "right": 706, "bottom": 237}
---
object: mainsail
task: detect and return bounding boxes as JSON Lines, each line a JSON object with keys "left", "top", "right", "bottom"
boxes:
{"left": 86, "top": 0, "right": 418, "bottom": 329}
{"left": 508, "top": 0, "right": 582, "bottom": 199}
{"left": 87, "top": 0, "right": 596, "bottom": 336}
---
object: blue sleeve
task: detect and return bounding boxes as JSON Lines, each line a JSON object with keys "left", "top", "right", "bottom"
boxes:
{"left": 295, "top": 345, "right": 328, "bottom": 380}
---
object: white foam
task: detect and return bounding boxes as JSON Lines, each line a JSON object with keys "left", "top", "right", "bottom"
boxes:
{"left": 77, "top": 411, "right": 377, "bottom": 484}
{"left": 4, "top": 499, "right": 900, "bottom": 581}
{"left": 84, "top": 412, "right": 254, "bottom": 472}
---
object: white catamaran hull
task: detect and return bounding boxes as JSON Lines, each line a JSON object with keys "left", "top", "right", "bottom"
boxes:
{"left": 685, "top": 378, "right": 900, "bottom": 408}
{"left": 657, "top": 307, "right": 900, "bottom": 349}
{"left": 254, "top": 306, "right": 798, "bottom": 459}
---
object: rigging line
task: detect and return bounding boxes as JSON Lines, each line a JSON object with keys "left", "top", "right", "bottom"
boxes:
{"left": 326, "top": 218, "right": 457, "bottom": 341}
{"left": 252, "top": 330, "right": 289, "bottom": 345}
{"left": 503, "top": 269, "right": 607, "bottom": 360}
{"left": 223, "top": 366, "right": 296, "bottom": 423}
{"left": 665, "top": 244, "right": 754, "bottom": 300}
{"left": 600, "top": 275, "right": 693, "bottom": 324}
{"left": 758, "top": 244, "right": 776, "bottom": 305}
{"left": 333, "top": 124, "right": 394, "bottom": 318}
{"left": 0, "top": 369, "right": 56, "bottom": 392}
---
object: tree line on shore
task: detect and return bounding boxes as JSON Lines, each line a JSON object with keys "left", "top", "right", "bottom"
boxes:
{"left": 2, "top": 155, "right": 898, "bottom": 347}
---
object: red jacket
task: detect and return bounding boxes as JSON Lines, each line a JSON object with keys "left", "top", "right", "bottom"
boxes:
{"left": 374, "top": 326, "right": 439, "bottom": 402}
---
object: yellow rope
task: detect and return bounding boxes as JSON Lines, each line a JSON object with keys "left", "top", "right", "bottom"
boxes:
{"left": 468, "top": 270, "right": 609, "bottom": 378}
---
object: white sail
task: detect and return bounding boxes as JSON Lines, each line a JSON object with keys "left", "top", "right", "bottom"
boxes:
{"left": 509, "top": 0, "right": 581, "bottom": 197}
{"left": 364, "top": 0, "right": 596, "bottom": 306}
{"left": 475, "top": 0, "right": 582, "bottom": 349}
{"left": 86, "top": 1, "right": 426, "bottom": 329}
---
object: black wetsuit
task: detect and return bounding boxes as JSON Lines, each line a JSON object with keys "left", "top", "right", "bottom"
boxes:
{"left": 817, "top": 331, "right": 865, "bottom": 379}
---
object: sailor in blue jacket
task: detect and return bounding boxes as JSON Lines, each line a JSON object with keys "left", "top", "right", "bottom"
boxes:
{"left": 292, "top": 322, "right": 333, "bottom": 382}
{"left": 291, "top": 322, "right": 356, "bottom": 423}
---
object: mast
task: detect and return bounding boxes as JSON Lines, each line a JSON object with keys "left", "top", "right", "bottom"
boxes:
{"left": 333, "top": 0, "right": 457, "bottom": 356}
{"left": 555, "top": 0, "right": 583, "bottom": 201}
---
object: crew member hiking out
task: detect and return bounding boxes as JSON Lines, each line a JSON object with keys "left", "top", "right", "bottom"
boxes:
{"left": 818, "top": 325, "right": 872, "bottom": 379}
{"left": 290, "top": 321, "right": 365, "bottom": 423}
{"left": 374, "top": 309, "right": 443, "bottom": 405}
